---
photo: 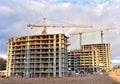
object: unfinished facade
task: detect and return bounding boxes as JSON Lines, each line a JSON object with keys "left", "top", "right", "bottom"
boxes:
{"left": 68, "top": 50, "right": 80, "bottom": 71}
{"left": 79, "top": 49, "right": 99, "bottom": 72}
{"left": 68, "top": 49, "right": 99, "bottom": 72}
{"left": 6, "top": 34, "right": 69, "bottom": 77}
{"left": 82, "top": 43, "right": 111, "bottom": 71}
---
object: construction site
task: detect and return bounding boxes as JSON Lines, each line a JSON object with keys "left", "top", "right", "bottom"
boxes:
{"left": 6, "top": 18, "right": 113, "bottom": 78}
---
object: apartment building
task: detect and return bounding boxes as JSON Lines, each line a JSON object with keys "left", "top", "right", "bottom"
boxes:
{"left": 79, "top": 49, "right": 99, "bottom": 72}
{"left": 68, "top": 50, "right": 80, "bottom": 71}
{"left": 82, "top": 43, "right": 111, "bottom": 71}
{"left": 6, "top": 34, "right": 69, "bottom": 77}
{"left": 68, "top": 49, "right": 99, "bottom": 72}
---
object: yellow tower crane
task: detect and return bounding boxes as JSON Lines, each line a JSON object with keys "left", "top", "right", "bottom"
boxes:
{"left": 27, "top": 18, "right": 93, "bottom": 34}
{"left": 70, "top": 28, "right": 115, "bottom": 49}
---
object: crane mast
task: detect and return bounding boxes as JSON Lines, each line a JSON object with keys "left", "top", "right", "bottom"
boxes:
{"left": 42, "top": 18, "right": 47, "bottom": 34}
{"left": 101, "top": 31, "right": 103, "bottom": 43}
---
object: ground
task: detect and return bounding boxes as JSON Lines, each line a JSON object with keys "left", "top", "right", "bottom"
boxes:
{"left": 0, "top": 73, "right": 120, "bottom": 84}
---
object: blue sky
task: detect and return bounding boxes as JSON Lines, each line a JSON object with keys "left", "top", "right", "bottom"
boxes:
{"left": 0, "top": 0, "right": 120, "bottom": 65}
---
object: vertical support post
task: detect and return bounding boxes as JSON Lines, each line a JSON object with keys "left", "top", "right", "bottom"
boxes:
{"left": 59, "top": 34, "right": 62, "bottom": 77}
{"left": 53, "top": 35, "right": 56, "bottom": 77}
{"left": 79, "top": 33, "right": 82, "bottom": 49}
{"left": 42, "top": 18, "right": 47, "bottom": 34}
{"left": 26, "top": 40, "right": 30, "bottom": 77}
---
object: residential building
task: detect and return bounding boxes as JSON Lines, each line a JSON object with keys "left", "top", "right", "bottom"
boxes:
{"left": 6, "top": 34, "right": 69, "bottom": 77}
{"left": 68, "top": 49, "right": 99, "bottom": 72}
{"left": 68, "top": 50, "right": 80, "bottom": 71}
{"left": 82, "top": 43, "right": 111, "bottom": 71}
{"left": 79, "top": 49, "right": 99, "bottom": 72}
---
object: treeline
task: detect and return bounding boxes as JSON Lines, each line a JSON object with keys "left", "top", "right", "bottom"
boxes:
{"left": 0, "top": 57, "right": 6, "bottom": 70}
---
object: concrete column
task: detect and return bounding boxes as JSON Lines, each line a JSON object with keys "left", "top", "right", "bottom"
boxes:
{"left": 59, "top": 34, "right": 62, "bottom": 77}
{"left": 92, "top": 51, "right": 95, "bottom": 72}
{"left": 6, "top": 41, "right": 13, "bottom": 77}
{"left": 53, "top": 35, "right": 56, "bottom": 77}
{"left": 25, "top": 37, "right": 30, "bottom": 77}
{"left": 48, "top": 38, "right": 51, "bottom": 77}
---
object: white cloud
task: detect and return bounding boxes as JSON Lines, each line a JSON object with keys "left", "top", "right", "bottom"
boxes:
{"left": 0, "top": 6, "right": 14, "bottom": 18}
{"left": 0, "top": 53, "right": 7, "bottom": 59}
{"left": 86, "top": 1, "right": 109, "bottom": 16}
{"left": 112, "top": 60, "right": 120, "bottom": 63}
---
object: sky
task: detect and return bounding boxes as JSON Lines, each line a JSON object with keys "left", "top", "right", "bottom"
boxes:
{"left": 0, "top": 0, "right": 120, "bottom": 65}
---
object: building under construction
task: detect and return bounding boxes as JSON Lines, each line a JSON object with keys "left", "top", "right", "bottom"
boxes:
{"left": 82, "top": 43, "right": 111, "bottom": 71}
{"left": 79, "top": 49, "right": 99, "bottom": 72}
{"left": 68, "top": 43, "right": 111, "bottom": 72}
{"left": 68, "top": 50, "right": 80, "bottom": 71}
{"left": 6, "top": 34, "right": 69, "bottom": 77}
{"left": 68, "top": 48, "right": 99, "bottom": 72}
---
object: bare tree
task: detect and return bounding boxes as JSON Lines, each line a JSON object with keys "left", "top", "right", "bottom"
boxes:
{"left": 0, "top": 57, "right": 6, "bottom": 70}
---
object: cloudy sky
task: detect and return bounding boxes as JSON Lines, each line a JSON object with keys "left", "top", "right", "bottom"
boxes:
{"left": 0, "top": 0, "right": 120, "bottom": 65}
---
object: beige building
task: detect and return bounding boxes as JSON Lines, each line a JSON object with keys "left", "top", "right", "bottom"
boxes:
{"left": 6, "top": 34, "right": 69, "bottom": 77}
{"left": 79, "top": 49, "right": 99, "bottom": 72}
{"left": 68, "top": 49, "right": 99, "bottom": 72}
{"left": 82, "top": 43, "right": 111, "bottom": 71}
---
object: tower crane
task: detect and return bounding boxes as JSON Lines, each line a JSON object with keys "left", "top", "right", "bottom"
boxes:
{"left": 27, "top": 18, "right": 93, "bottom": 34}
{"left": 70, "top": 28, "right": 115, "bottom": 49}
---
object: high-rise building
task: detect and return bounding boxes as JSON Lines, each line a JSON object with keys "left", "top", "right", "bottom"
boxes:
{"left": 6, "top": 34, "right": 69, "bottom": 77}
{"left": 82, "top": 43, "right": 111, "bottom": 71}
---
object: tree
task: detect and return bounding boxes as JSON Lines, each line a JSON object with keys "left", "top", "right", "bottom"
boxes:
{"left": 0, "top": 57, "right": 6, "bottom": 70}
